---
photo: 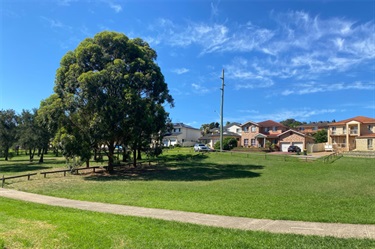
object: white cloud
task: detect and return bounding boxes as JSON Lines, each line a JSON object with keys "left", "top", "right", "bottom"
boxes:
{"left": 210, "top": 1, "right": 220, "bottom": 19}
{"left": 172, "top": 68, "right": 189, "bottom": 75}
{"left": 101, "top": 0, "right": 122, "bottom": 13}
{"left": 281, "top": 81, "right": 375, "bottom": 96}
{"left": 57, "top": 0, "right": 76, "bottom": 6}
{"left": 40, "top": 16, "right": 65, "bottom": 29}
{"left": 109, "top": 3, "right": 122, "bottom": 13}
{"left": 246, "top": 109, "right": 337, "bottom": 122}
{"left": 191, "top": 83, "right": 209, "bottom": 94}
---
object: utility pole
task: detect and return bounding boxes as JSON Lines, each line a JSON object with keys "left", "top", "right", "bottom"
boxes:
{"left": 220, "top": 69, "right": 225, "bottom": 152}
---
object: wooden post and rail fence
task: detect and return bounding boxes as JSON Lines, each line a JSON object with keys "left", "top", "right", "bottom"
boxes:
{"left": 1, "top": 160, "right": 156, "bottom": 188}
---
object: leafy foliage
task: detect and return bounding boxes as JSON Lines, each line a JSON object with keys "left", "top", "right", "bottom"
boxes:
{"left": 314, "top": 129, "right": 328, "bottom": 143}
{"left": 0, "top": 109, "right": 18, "bottom": 160}
{"left": 48, "top": 31, "right": 174, "bottom": 172}
{"left": 214, "top": 137, "right": 238, "bottom": 150}
{"left": 200, "top": 122, "right": 220, "bottom": 135}
{"left": 280, "top": 118, "right": 303, "bottom": 128}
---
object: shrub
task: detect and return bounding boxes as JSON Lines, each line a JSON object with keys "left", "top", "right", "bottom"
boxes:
{"left": 214, "top": 137, "right": 238, "bottom": 150}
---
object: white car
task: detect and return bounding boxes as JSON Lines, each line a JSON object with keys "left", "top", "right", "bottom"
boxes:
{"left": 194, "top": 144, "right": 210, "bottom": 152}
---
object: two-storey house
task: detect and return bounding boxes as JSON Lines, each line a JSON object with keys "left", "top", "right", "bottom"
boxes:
{"left": 241, "top": 120, "right": 314, "bottom": 151}
{"left": 296, "top": 122, "right": 330, "bottom": 136}
{"left": 327, "top": 116, "right": 375, "bottom": 151}
{"left": 162, "top": 123, "right": 201, "bottom": 147}
{"left": 241, "top": 120, "right": 287, "bottom": 148}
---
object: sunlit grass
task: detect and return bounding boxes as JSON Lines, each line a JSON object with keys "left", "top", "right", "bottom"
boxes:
{"left": 1, "top": 197, "right": 374, "bottom": 249}
{"left": 4, "top": 148, "right": 375, "bottom": 224}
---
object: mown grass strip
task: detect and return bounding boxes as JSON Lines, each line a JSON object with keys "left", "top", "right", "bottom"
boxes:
{"left": 1, "top": 197, "right": 374, "bottom": 249}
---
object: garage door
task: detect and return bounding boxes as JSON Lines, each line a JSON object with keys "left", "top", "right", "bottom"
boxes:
{"left": 292, "top": 142, "right": 303, "bottom": 151}
{"left": 281, "top": 143, "right": 290, "bottom": 152}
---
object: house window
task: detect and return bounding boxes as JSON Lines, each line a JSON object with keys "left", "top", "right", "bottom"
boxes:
{"left": 251, "top": 139, "right": 256, "bottom": 146}
{"left": 264, "top": 127, "right": 269, "bottom": 132}
{"left": 244, "top": 139, "right": 249, "bottom": 146}
{"left": 368, "top": 139, "right": 373, "bottom": 150}
{"left": 332, "top": 127, "right": 336, "bottom": 135}
{"left": 173, "top": 128, "right": 181, "bottom": 133}
{"left": 251, "top": 126, "right": 256, "bottom": 132}
{"left": 236, "top": 128, "right": 241, "bottom": 133}
{"left": 313, "top": 126, "right": 318, "bottom": 131}
{"left": 272, "top": 126, "right": 277, "bottom": 131}
{"left": 343, "top": 127, "right": 346, "bottom": 134}
{"left": 243, "top": 127, "right": 248, "bottom": 132}
{"left": 368, "top": 125, "right": 373, "bottom": 132}
{"left": 350, "top": 127, "right": 358, "bottom": 135}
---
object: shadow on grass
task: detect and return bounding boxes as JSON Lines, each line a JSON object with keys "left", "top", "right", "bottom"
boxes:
{"left": 0, "top": 164, "right": 52, "bottom": 173}
{"left": 84, "top": 160, "right": 263, "bottom": 182}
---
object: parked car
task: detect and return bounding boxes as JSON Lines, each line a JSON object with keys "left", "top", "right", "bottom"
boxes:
{"left": 194, "top": 144, "right": 210, "bottom": 152}
{"left": 288, "top": 145, "right": 301, "bottom": 152}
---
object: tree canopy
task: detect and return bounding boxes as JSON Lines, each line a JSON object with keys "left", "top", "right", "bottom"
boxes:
{"left": 0, "top": 109, "right": 18, "bottom": 160}
{"left": 45, "top": 31, "right": 174, "bottom": 172}
{"left": 313, "top": 129, "right": 328, "bottom": 143}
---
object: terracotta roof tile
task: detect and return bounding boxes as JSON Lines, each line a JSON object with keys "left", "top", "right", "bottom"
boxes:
{"left": 258, "top": 120, "right": 287, "bottom": 128}
{"left": 329, "top": 116, "right": 375, "bottom": 125}
{"left": 358, "top": 133, "right": 375, "bottom": 138}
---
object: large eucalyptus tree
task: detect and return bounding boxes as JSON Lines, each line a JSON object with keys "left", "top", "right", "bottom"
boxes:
{"left": 51, "top": 31, "right": 173, "bottom": 172}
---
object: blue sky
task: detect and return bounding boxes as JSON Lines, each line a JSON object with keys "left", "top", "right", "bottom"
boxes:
{"left": 1, "top": 0, "right": 374, "bottom": 128}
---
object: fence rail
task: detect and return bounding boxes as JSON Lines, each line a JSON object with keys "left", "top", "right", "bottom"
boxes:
{"left": 1, "top": 161, "right": 158, "bottom": 188}
{"left": 1, "top": 173, "right": 38, "bottom": 188}
{"left": 322, "top": 152, "right": 343, "bottom": 163}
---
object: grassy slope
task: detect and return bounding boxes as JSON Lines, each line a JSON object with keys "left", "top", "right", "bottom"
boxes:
{"left": 4, "top": 149, "right": 375, "bottom": 224}
{"left": 1, "top": 197, "right": 374, "bottom": 249}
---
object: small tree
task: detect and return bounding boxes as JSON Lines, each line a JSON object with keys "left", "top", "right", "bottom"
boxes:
{"left": 314, "top": 129, "right": 328, "bottom": 143}
{"left": 214, "top": 137, "right": 237, "bottom": 150}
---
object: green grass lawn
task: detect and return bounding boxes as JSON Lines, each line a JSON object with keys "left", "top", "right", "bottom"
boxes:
{"left": 1, "top": 197, "right": 374, "bottom": 249}
{"left": 2, "top": 148, "right": 374, "bottom": 225}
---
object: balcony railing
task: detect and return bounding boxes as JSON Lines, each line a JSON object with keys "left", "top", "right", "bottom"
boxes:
{"left": 331, "top": 131, "right": 358, "bottom": 135}
{"left": 331, "top": 132, "right": 347, "bottom": 135}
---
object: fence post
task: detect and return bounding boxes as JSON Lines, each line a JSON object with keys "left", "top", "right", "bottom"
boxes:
{"left": 1, "top": 175, "right": 4, "bottom": 188}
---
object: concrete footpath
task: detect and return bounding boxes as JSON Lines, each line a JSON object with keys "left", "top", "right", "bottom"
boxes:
{"left": 1, "top": 188, "right": 374, "bottom": 240}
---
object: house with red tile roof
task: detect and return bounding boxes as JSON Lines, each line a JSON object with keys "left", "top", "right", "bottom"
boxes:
{"left": 296, "top": 122, "right": 330, "bottom": 136}
{"left": 327, "top": 116, "right": 375, "bottom": 151}
{"left": 241, "top": 120, "right": 314, "bottom": 151}
{"left": 241, "top": 120, "right": 287, "bottom": 148}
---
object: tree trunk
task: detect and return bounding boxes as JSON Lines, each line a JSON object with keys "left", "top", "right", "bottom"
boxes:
{"left": 4, "top": 148, "right": 9, "bottom": 161}
{"left": 94, "top": 148, "right": 98, "bottom": 161}
{"left": 107, "top": 143, "right": 115, "bottom": 173}
{"left": 133, "top": 149, "right": 137, "bottom": 167}
{"left": 39, "top": 149, "right": 44, "bottom": 163}
{"left": 29, "top": 148, "right": 34, "bottom": 162}
{"left": 122, "top": 148, "right": 128, "bottom": 162}
{"left": 137, "top": 148, "right": 142, "bottom": 160}
{"left": 86, "top": 160, "right": 90, "bottom": 168}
